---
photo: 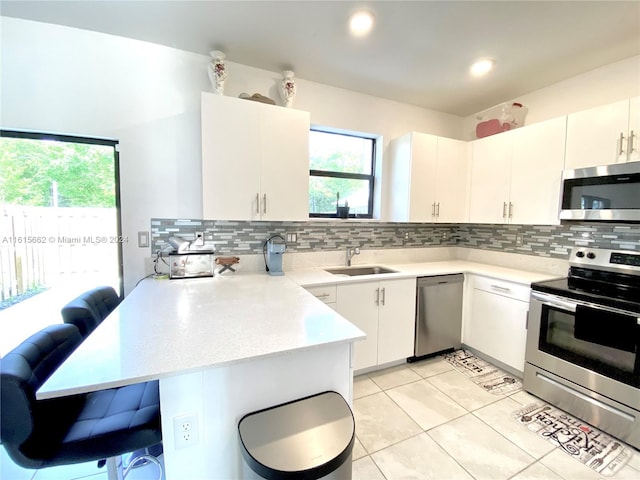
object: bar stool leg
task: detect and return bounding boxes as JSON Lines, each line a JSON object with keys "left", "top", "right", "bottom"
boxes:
{"left": 106, "top": 457, "right": 124, "bottom": 480}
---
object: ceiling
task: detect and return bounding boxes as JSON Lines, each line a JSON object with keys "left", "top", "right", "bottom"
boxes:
{"left": 2, "top": 1, "right": 639, "bottom": 116}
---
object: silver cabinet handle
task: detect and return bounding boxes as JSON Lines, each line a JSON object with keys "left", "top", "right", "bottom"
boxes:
{"left": 508, "top": 202, "right": 513, "bottom": 219}
{"left": 314, "top": 293, "right": 330, "bottom": 298}
{"left": 502, "top": 202, "right": 507, "bottom": 219}
{"left": 375, "top": 288, "right": 380, "bottom": 306}
{"left": 381, "top": 287, "right": 386, "bottom": 306}
{"left": 431, "top": 203, "right": 436, "bottom": 217}
{"left": 619, "top": 132, "right": 626, "bottom": 155}
{"left": 263, "top": 194, "right": 267, "bottom": 214}
{"left": 436, "top": 202, "right": 440, "bottom": 218}
{"left": 491, "top": 284, "right": 511, "bottom": 293}
{"left": 256, "top": 193, "right": 260, "bottom": 214}
{"left": 629, "top": 130, "right": 636, "bottom": 154}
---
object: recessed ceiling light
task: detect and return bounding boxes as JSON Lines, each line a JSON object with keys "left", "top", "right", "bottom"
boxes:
{"left": 349, "top": 10, "right": 375, "bottom": 37}
{"left": 470, "top": 59, "right": 495, "bottom": 77}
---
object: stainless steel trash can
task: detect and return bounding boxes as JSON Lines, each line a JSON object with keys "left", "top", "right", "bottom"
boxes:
{"left": 238, "top": 391, "right": 355, "bottom": 480}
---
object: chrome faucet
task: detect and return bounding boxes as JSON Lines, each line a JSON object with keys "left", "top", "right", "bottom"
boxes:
{"left": 346, "top": 246, "right": 360, "bottom": 266}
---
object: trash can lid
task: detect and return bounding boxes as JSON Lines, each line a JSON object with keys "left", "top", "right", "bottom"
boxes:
{"left": 238, "top": 391, "right": 355, "bottom": 480}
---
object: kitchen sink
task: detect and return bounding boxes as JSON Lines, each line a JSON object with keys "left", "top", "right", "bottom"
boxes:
{"left": 324, "top": 266, "right": 397, "bottom": 276}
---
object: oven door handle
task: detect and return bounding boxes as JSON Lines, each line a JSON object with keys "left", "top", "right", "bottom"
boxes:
{"left": 532, "top": 291, "right": 640, "bottom": 320}
{"left": 531, "top": 292, "right": 577, "bottom": 312}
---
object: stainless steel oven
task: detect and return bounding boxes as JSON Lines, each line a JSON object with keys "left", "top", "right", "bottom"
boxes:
{"left": 524, "top": 248, "right": 640, "bottom": 449}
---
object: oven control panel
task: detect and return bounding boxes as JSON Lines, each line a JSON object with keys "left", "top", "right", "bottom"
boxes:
{"left": 611, "top": 251, "right": 640, "bottom": 267}
{"left": 571, "top": 247, "right": 640, "bottom": 274}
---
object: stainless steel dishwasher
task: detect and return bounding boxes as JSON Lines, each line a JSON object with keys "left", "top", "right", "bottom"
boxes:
{"left": 411, "top": 274, "right": 464, "bottom": 360}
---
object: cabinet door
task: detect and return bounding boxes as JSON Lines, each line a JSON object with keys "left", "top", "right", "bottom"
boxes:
{"left": 388, "top": 134, "right": 413, "bottom": 221}
{"left": 510, "top": 117, "right": 566, "bottom": 225}
{"left": 468, "top": 289, "right": 529, "bottom": 373}
{"left": 202, "top": 93, "right": 262, "bottom": 220}
{"left": 408, "top": 133, "right": 438, "bottom": 222}
{"left": 388, "top": 133, "right": 441, "bottom": 222}
{"left": 377, "top": 278, "right": 416, "bottom": 365}
{"left": 628, "top": 96, "right": 639, "bottom": 162}
{"left": 259, "top": 105, "right": 310, "bottom": 221}
{"left": 468, "top": 133, "right": 512, "bottom": 223}
{"left": 336, "top": 282, "right": 379, "bottom": 371}
{"left": 435, "top": 137, "right": 469, "bottom": 223}
{"left": 565, "top": 99, "right": 630, "bottom": 169}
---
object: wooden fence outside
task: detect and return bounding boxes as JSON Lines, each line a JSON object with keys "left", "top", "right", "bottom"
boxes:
{"left": 0, "top": 205, "right": 119, "bottom": 302}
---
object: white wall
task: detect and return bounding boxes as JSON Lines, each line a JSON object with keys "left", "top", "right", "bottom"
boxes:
{"left": 2, "top": 18, "right": 639, "bottom": 293}
{"left": 0, "top": 17, "right": 461, "bottom": 293}
{"left": 463, "top": 56, "right": 640, "bottom": 139}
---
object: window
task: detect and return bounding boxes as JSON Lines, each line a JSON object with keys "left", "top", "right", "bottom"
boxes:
{"left": 309, "top": 129, "right": 376, "bottom": 218}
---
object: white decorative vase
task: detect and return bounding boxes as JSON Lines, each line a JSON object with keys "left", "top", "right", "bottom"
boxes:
{"left": 279, "top": 70, "right": 297, "bottom": 107}
{"left": 208, "top": 50, "right": 228, "bottom": 95}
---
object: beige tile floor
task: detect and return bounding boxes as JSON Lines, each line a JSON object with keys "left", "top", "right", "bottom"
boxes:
{"left": 352, "top": 357, "right": 640, "bottom": 480}
{"left": 3, "top": 355, "right": 639, "bottom": 480}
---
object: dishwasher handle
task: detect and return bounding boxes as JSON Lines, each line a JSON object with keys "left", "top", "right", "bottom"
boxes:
{"left": 417, "top": 274, "right": 464, "bottom": 287}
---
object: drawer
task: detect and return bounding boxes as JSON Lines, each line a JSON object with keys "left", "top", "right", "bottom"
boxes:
{"left": 470, "top": 275, "right": 531, "bottom": 302}
{"left": 305, "top": 285, "right": 337, "bottom": 304}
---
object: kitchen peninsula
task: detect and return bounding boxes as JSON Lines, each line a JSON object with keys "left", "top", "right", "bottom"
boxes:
{"left": 38, "top": 275, "right": 365, "bottom": 479}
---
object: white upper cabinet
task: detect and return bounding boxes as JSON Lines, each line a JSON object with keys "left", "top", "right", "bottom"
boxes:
{"left": 468, "top": 131, "right": 513, "bottom": 224}
{"left": 435, "top": 137, "right": 470, "bottom": 223}
{"left": 629, "top": 96, "right": 640, "bottom": 163}
{"left": 469, "top": 116, "right": 566, "bottom": 225}
{"left": 389, "top": 132, "right": 469, "bottom": 223}
{"left": 389, "top": 133, "right": 437, "bottom": 222}
{"left": 201, "top": 93, "right": 310, "bottom": 221}
{"left": 258, "top": 103, "right": 310, "bottom": 221}
{"left": 510, "top": 117, "right": 566, "bottom": 224}
{"left": 565, "top": 97, "right": 639, "bottom": 169}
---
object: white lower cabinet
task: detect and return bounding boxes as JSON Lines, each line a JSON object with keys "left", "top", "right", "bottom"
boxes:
{"left": 304, "top": 284, "right": 337, "bottom": 311}
{"left": 336, "top": 278, "right": 416, "bottom": 371}
{"left": 464, "top": 275, "right": 530, "bottom": 373}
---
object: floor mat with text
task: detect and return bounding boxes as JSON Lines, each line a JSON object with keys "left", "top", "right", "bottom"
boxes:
{"left": 441, "top": 349, "right": 522, "bottom": 395}
{"left": 513, "top": 402, "right": 635, "bottom": 477}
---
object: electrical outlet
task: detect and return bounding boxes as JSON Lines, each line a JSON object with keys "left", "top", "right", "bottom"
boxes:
{"left": 404, "top": 232, "right": 409, "bottom": 240}
{"left": 137, "top": 231, "right": 149, "bottom": 248}
{"left": 286, "top": 233, "right": 297, "bottom": 243}
{"left": 173, "top": 413, "right": 199, "bottom": 449}
{"left": 516, "top": 234, "right": 524, "bottom": 246}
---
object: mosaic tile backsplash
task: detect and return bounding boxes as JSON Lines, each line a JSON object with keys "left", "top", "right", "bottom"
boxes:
{"left": 150, "top": 219, "right": 639, "bottom": 259}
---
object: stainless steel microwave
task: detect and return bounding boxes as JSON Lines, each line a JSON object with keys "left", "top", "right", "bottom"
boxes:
{"left": 559, "top": 161, "right": 640, "bottom": 221}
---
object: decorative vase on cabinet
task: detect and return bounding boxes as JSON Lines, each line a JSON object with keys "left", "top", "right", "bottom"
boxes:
{"left": 279, "top": 70, "right": 297, "bottom": 107}
{"left": 207, "top": 50, "right": 227, "bottom": 95}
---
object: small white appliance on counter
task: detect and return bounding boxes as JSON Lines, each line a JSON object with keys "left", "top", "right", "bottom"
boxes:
{"left": 169, "top": 252, "right": 215, "bottom": 279}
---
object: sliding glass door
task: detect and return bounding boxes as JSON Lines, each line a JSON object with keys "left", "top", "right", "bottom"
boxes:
{"left": 0, "top": 130, "right": 121, "bottom": 353}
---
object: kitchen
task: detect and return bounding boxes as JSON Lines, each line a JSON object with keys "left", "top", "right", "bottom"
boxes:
{"left": 2, "top": 1, "right": 640, "bottom": 479}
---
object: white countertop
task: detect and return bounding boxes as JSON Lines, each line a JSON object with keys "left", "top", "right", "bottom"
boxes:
{"left": 38, "top": 259, "right": 558, "bottom": 399}
{"left": 285, "top": 260, "right": 559, "bottom": 287}
{"left": 38, "top": 274, "right": 365, "bottom": 399}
